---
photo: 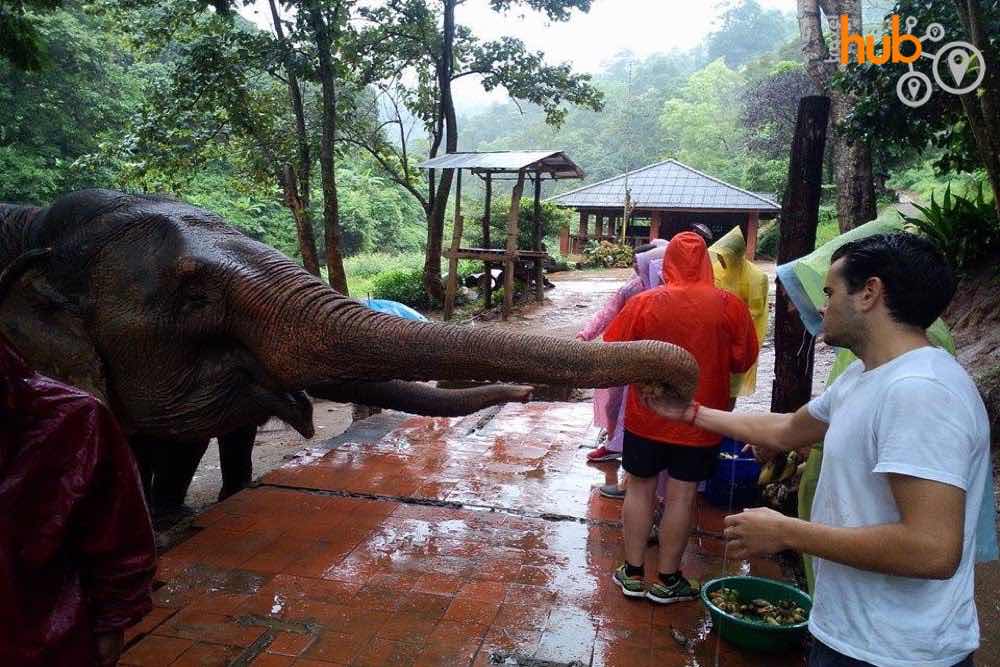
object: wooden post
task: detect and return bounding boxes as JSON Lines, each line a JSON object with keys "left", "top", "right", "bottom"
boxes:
{"left": 443, "top": 168, "right": 463, "bottom": 321}
{"left": 483, "top": 173, "right": 493, "bottom": 309}
{"left": 533, "top": 171, "right": 544, "bottom": 303}
{"left": 577, "top": 210, "right": 588, "bottom": 246}
{"left": 771, "top": 95, "right": 830, "bottom": 415}
{"left": 649, "top": 211, "right": 661, "bottom": 240}
{"left": 595, "top": 215, "right": 604, "bottom": 239}
{"left": 746, "top": 211, "right": 760, "bottom": 261}
{"left": 503, "top": 171, "right": 526, "bottom": 320}
{"left": 559, "top": 225, "right": 570, "bottom": 256}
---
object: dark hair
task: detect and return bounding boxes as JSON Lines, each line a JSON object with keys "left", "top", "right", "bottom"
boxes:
{"left": 689, "top": 223, "right": 713, "bottom": 243}
{"left": 634, "top": 243, "right": 657, "bottom": 254}
{"left": 830, "top": 233, "right": 955, "bottom": 329}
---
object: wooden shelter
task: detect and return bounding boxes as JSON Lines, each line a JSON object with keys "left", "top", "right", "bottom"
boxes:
{"left": 547, "top": 159, "right": 780, "bottom": 259}
{"left": 419, "top": 150, "right": 584, "bottom": 321}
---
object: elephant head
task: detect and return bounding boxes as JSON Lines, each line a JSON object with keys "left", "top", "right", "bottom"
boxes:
{"left": 0, "top": 190, "right": 698, "bottom": 442}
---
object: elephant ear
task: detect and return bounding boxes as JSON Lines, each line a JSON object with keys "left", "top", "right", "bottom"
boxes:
{"left": 0, "top": 256, "right": 109, "bottom": 403}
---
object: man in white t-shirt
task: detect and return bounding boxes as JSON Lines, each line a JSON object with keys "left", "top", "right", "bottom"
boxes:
{"left": 645, "top": 233, "right": 988, "bottom": 667}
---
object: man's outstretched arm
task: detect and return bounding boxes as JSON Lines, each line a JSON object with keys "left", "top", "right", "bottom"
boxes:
{"left": 644, "top": 397, "right": 828, "bottom": 453}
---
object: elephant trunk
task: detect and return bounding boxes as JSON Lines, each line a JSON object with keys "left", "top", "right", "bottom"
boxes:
{"left": 309, "top": 380, "right": 533, "bottom": 417}
{"left": 228, "top": 264, "right": 698, "bottom": 400}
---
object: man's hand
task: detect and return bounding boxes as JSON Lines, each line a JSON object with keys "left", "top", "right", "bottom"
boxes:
{"left": 95, "top": 630, "right": 124, "bottom": 666}
{"left": 742, "top": 443, "right": 783, "bottom": 463}
{"left": 723, "top": 507, "right": 793, "bottom": 559}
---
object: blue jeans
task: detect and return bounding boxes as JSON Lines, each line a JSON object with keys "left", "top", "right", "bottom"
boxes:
{"left": 809, "top": 639, "right": 974, "bottom": 667}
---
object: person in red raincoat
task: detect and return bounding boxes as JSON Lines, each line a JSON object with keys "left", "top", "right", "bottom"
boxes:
{"left": 604, "top": 231, "right": 759, "bottom": 604}
{"left": 0, "top": 334, "right": 157, "bottom": 666}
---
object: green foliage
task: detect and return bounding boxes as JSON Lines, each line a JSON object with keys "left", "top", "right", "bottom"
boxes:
{"left": 0, "top": 6, "right": 146, "bottom": 202}
{"left": 660, "top": 59, "right": 747, "bottom": 185}
{"left": 370, "top": 269, "right": 433, "bottom": 309}
{"left": 756, "top": 220, "right": 778, "bottom": 258}
{"left": 704, "top": 0, "right": 796, "bottom": 68}
{"left": 583, "top": 240, "right": 634, "bottom": 268}
{"left": 463, "top": 199, "right": 571, "bottom": 251}
{"left": 835, "top": 0, "right": 996, "bottom": 176}
{"left": 899, "top": 183, "right": 1000, "bottom": 273}
{"left": 0, "top": 0, "right": 64, "bottom": 70}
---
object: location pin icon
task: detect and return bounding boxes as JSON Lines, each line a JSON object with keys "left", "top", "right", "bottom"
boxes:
{"left": 947, "top": 49, "right": 971, "bottom": 86}
{"left": 907, "top": 77, "right": 921, "bottom": 100}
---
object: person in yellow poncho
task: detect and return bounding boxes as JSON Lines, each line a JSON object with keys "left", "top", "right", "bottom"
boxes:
{"left": 709, "top": 226, "right": 770, "bottom": 400}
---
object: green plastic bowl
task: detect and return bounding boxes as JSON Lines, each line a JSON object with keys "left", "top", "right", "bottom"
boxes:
{"left": 700, "top": 576, "right": 812, "bottom": 652}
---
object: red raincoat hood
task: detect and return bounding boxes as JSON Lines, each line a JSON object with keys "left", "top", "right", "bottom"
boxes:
{"left": 662, "top": 231, "right": 714, "bottom": 287}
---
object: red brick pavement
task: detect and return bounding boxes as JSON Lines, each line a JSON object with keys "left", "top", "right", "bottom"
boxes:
{"left": 122, "top": 402, "right": 807, "bottom": 666}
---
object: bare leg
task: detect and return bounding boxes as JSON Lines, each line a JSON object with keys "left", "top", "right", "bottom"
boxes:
{"left": 622, "top": 474, "right": 657, "bottom": 567}
{"left": 657, "top": 479, "right": 699, "bottom": 574}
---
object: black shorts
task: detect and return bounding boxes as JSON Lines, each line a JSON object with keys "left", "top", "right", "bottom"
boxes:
{"left": 622, "top": 430, "right": 720, "bottom": 482}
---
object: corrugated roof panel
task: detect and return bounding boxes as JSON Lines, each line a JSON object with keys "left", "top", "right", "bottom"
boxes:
{"left": 418, "top": 151, "right": 584, "bottom": 178}
{"left": 545, "top": 159, "right": 781, "bottom": 211}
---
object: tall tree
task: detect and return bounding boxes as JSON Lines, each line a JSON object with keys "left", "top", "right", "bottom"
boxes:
{"left": 301, "top": 0, "right": 350, "bottom": 294}
{"left": 267, "top": 0, "right": 321, "bottom": 277}
{"left": 951, "top": 0, "right": 1000, "bottom": 221}
{"left": 798, "top": 0, "right": 878, "bottom": 231}
{"left": 351, "top": 0, "right": 602, "bottom": 302}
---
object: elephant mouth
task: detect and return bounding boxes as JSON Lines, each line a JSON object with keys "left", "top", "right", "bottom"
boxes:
{"left": 254, "top": 387, "right": 315, "bottom": 439}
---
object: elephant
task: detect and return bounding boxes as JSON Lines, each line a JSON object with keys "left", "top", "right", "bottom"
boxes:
{"left": 0, "top": 190, "right": 698, "bottom": 514}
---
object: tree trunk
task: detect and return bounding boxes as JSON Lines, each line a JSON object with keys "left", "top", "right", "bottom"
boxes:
{"left": 282, "top": 165, "right": 321, "bottom": 276}
{"left": 954, "top": 0, "right": 1000, "bottom": 222}
{"left": 421, "top": 0, "right": 458, "bottom": 304}
{"left": 772, "top": 96, "right": 830, "bottom": 414}
{"left": 306, "top": 1, "right": 348, "bottom": 295}
{"left": 268, "top": 0, "right": 320, "bottom": 277}
{"left": 798, "top": 0, "right": 876, "bottom": 232}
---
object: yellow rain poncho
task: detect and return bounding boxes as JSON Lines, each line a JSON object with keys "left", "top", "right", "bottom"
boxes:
{"left": 709, "top": 226, "right": 770, "bottom": 396}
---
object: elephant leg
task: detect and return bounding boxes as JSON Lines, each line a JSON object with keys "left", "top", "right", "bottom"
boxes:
{"left": 151, "top": 438, "right": 210, "bottom": 514}
{"left": 128, "top": 435, "right": 156, "bottom": 503}
{"left": 218, "top": 424, "right": 258, "bottom": 501}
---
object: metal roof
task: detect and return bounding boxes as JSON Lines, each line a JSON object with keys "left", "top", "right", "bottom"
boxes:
{"left": 418, "top": 151, "right": 584, "bottom": 179}
{"left": 545, "top": 159, "right": 781, "bottom": 211}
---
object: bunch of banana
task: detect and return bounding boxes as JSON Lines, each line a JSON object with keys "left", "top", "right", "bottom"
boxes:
{"left": 757, "top": 451, "right": 801, "bottom": 486}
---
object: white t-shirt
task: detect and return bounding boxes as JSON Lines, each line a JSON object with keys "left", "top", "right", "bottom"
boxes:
{"left": 806, "top": 346, "right": 990, "bottom": 667}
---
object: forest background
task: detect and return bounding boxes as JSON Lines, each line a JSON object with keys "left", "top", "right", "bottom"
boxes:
{"left": 2, "top": 0, "right": 994, "bottom": 303}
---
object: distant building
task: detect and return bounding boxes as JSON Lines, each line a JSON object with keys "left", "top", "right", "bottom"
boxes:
{"left": 547, "top": 159, "right": 780, "bottom": 259}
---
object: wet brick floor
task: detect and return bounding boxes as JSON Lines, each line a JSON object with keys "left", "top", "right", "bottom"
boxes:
{"left": 122, "top": 402, "right": 807, "bottom": 666}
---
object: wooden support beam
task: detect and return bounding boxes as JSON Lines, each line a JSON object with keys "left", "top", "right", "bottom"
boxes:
{"left": 745, "top": 211, "right": 760, "bottom": 261}
{"left": 443, "top": 168, "right": 463, "bottom": 321}
{"left": 533, "top": 171, "right": 544, "bottom": 303}
{"left": 483, "top": 173, "right": 493, "bottom": 309}
{"left": 503, "top": 171, "right": 526, "bottom": 320}
{"left": 772, "top": 95, "right": 830, "bottom": 414}
{"left": 649, "top": 211, "right": 661, "bottom": 240}
{"left": 595, "top": 215, "right": 604, "bottom": 239}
